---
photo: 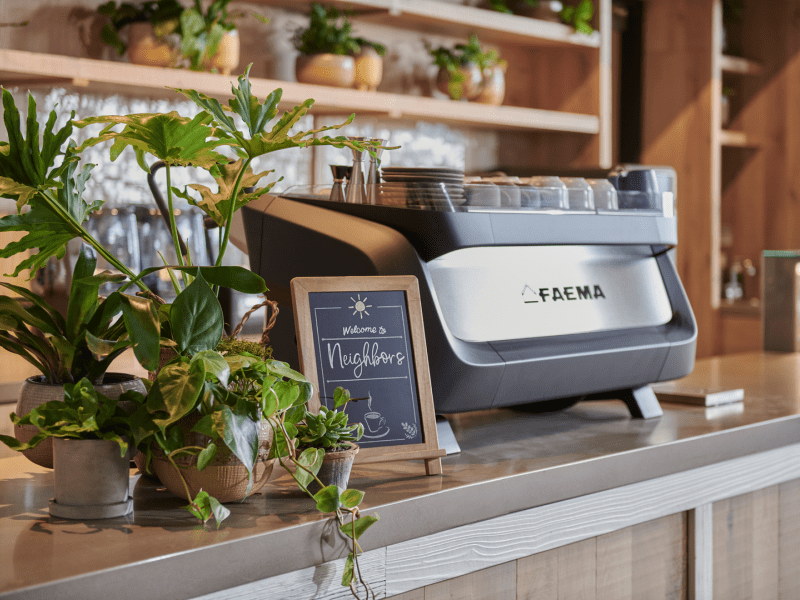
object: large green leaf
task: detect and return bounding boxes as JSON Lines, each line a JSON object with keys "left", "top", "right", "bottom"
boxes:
{"left": 0, "top": 281, "right": 65, "bottom": 331}
{"left": 150, "top": 359, "right": 206, "bottom": 428}
{"left": 212, "top": 404, "right": 258, "bottom": 493}
{"left": 0, "top": 158, "right": 102, "bottom": 278}
{"left": 171, "top": 274, "right": 224, "bottom": 355}
{"left": 313, "top": 485, "right": 342, "bottom": 513}
{"left": 173, "top": 159, "right": 278, "bottom": 226}
{"left": 339, "top": 515, "right": 379, "bottom": 541}
{"left": 119, "top": 294, "right": 160, "bottom": 372}
{"left": 294, "top": 447, "right": 324, "bottom": 491}
{"left": 190, "top": 350, "right": 230, "bottom": 388}
{"left": 0, "top": 89, "right": 74, "bottom": 198}
{"left": 73, "top": 111, "right": 228, "bottom": 169}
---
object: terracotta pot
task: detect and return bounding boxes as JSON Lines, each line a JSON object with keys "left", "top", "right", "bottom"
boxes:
{"left": 207, "top": 30, "right": 240, "bottom": 75}
{"left": 50, "top": 438, "right": 133, "bottom": 520}
{"left": 14, "top": 373, "right": 146, "bottom": 469}
{"left": 436, "top": 63, "right": 483, "bottom": 101}
{"left": 354, "top": 46, "right": 383, "bottom": 91}
{"left": 475, "top": 64, "right": 506, "bottom": 105}
{"left": 151, "top": 411, "right": 276, "bottom": 503}
{"left": 127, "top": 22, "right": 178, "bottom": 68}
{"left": 295, "top": 53, "right": 355, "bottom": 88}
{"left": 308, "top": 442, "right": 359, "bottom": 493}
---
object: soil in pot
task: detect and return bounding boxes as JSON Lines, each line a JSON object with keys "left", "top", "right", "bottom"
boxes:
{"left": 307, "top": 442, "right": 359, "bottom": 494}
{"left": 14, "top": 373, "right": 146, "bottom": 469}
{"left": 150, "top": 412, "right": 276, "bottom": 503}
{"left": 295, "top": 53, "right": 356, "bottom": 88}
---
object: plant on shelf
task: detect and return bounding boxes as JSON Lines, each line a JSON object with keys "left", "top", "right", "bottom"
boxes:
{"left": 486, "top": 0, "right": 595, "bottom": 35}
{"left": 292, "top": 3, "right": 386, "bottom": 90}
{"left": 0, "top": 378, "right": 152, "bottom": 519}
{"left": 429, "top": 34, "right": 505, "bottom": 102}
{"left": 98, "top": 0, "right": 249, "bottom": 73}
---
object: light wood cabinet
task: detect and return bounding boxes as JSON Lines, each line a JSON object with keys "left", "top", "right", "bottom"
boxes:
{"left": 642, "top": 0, "right": 800, "bottom": 357}
{"left": 0, "top": 0, "right": 613, "bottom": 171}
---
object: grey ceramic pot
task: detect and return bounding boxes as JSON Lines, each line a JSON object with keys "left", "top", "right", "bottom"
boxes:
{"left": 14, "top": 373, "right": 146, "bottom": 469}
{"left": 50, "top": 437, "right": 133, "bottom": 519}
{"left": 308, "top": 443, "right": 359, "bottom": 493}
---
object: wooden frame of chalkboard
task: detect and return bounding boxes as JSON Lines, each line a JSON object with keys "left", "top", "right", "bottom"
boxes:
{"left": 291, "top": 275, "right": 444, "bottom": 476}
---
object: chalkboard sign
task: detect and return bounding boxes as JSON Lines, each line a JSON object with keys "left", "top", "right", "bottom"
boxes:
{"left": 291, "top": 276, "right": 444, "bottom": 475}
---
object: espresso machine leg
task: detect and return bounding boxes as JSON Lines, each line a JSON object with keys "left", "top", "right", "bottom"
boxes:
{"left": 588, "top": 386, "right": 663, "bottom": 419}
{"left": 619, "top": 386, "right": 663, "bottom": 419}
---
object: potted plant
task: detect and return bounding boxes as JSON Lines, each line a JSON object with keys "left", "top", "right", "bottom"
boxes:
{"left": 0, "top": 378, "right": 150, "bottom": 519}
{"left": 0, "top": 91, "right": 159, "bottom": 468}
{"left": 99, "top": 0, "right": 245, "bottom": 73}
{"left": 0, "top": 65, "right": 386, "bottom": 597}
{"left": 428, "top": 34, "right": 486, "bottom": 101}
{"left": 486, "top": 0, "right": 595, "bottom": 34}
{"left": 468, "top": 37, "right": 508, "bottom": 105}
{"left": 293, "top": 386, "right": 364, "bottom": 493}
{"left": 292, "top": 3, "right": 385, "bottom": 89}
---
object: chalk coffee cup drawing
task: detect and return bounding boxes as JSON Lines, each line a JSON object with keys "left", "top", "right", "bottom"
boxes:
{"left": 362, "top": 411, "right": 389, "bottom": 438}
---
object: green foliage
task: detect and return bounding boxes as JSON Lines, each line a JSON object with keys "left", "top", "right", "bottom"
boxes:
{"left": 180, "top": 0, "right": 238, "bottom": 71}
{"left": 560, "top": 0, "right": 594, "bottom": 35}
{"left": 0, "top": 378, "right": 147, "bottom": 457}
{"left": 296, "top": 404, "right": 363, "bottom": 451}
{"left": 184, "top": 490, "right": 231, "bottom": 528}
{"left": 98, "top": 0, "right": 242, "bottom": 69}
{"left": 292, "top": 3, "right": 384, "bottom": 56}
{"left": 0, "top": 246, "right": 159, "bottom": 383}
{"left": 98, "top": 0, "right": 183, "bottom": 55}
{"left": 216, "top": 337, "right": 272, "bottom": 362}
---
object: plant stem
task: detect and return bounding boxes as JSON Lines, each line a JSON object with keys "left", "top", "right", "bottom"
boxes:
{"left": 164, "top": 165, "right": 186, "bottom": 269}
{"left": 215, "top": 157, "right": 252, "bottom": 268}
{"left": 39, "top": 189, "right": 149, "bottom": 292}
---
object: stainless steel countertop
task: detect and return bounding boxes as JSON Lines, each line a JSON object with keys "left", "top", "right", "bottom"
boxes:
{"left": 2, "top": 352, "right": 800, "bottom": 599}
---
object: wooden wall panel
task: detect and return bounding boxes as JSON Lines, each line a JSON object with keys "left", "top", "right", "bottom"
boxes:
{"left": 713, "top": 486, "right": 779, "bottom": 600}
{"left": 388, "top": 513, "right": 687, "bottom": 600}
{"left": 641, "top": 0, "right": 718, "bottom": 358}
{"left": 423, "top": 562, "right": 516, "bottom": 600}
{"left": 779, "top": 479, "right": 800, "bottom": 598}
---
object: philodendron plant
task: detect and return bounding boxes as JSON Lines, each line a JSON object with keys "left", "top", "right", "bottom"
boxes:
{"left": 0, "top": 66, "right": 387, "bottom": 597}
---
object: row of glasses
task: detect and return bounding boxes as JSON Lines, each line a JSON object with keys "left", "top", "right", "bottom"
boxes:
{"left": 87, "top": 205, "right": 211, "bottom": 300}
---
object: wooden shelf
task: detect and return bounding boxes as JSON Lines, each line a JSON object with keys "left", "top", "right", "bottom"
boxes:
{"left": 719, "top": 129, "right": 761, "bottom": 148}
{"left": 720, "top": 54, "right": 763, "bottom": 76}
{"left": 250, "top": 0, "right": 601, "bottom": 48}
{"left": 0, "top": 49, "right": 599, "bottom": 134}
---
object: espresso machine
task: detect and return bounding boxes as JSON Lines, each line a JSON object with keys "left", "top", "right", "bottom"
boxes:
{"left": 236, "top": 166, "right": 696, "bottom": 420}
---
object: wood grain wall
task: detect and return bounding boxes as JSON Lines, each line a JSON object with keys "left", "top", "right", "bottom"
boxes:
{"left": 387, "top": 513, "right": 687, "bottom": 600}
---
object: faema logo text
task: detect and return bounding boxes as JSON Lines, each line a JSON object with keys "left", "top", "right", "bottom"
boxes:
{"left": 521, "top": 284, "right": 606, "bottom": 304}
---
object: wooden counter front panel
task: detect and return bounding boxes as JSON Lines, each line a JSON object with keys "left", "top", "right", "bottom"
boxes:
{"left": 387, "top": 512, "right": 687, "bottom": 600}
{"left": 713, "top": 480, "right": 800, "bottom": 600}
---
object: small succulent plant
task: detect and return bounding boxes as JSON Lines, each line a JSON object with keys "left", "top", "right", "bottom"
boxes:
{"left": 295, "top": 387, "right": 364, "bottom": 451}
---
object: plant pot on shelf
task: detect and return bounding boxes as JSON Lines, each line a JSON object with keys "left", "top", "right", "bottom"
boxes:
{"left": 14, "top": 373, "right": 146, "bottom": 469}
{"left": 127, "top": 21, "right": 179, "bottom": 68}
{"left": 354, "top": 46, "right": 383, "bottom": 91}
{"left": 206, "top": 29, "right": 240, "bottom": 75}
{"left": 475, "top": 64, "right": 506, "bottom": 105}
{"left": 307, "top": 442, "right": 359, "bottom": 494}
{"left": 150, "top": 411, "right": 276, "bottom": 503}
{"left": 50, "top": 437, "right": 133, "bottom": 519}
{"left": 295, "top": 53, "right": 356, "bottom": 88}
{"left": 436, "top": 63, "right": 483, "bottom": 101}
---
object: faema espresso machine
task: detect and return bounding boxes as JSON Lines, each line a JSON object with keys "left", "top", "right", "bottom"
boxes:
{"left": 235, "top": 165, "right": 696, "bottom": 421}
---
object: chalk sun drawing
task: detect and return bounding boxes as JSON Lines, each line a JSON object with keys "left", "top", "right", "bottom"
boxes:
{"left": 349, "top": 294, "right": 372, "bottom": 319}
